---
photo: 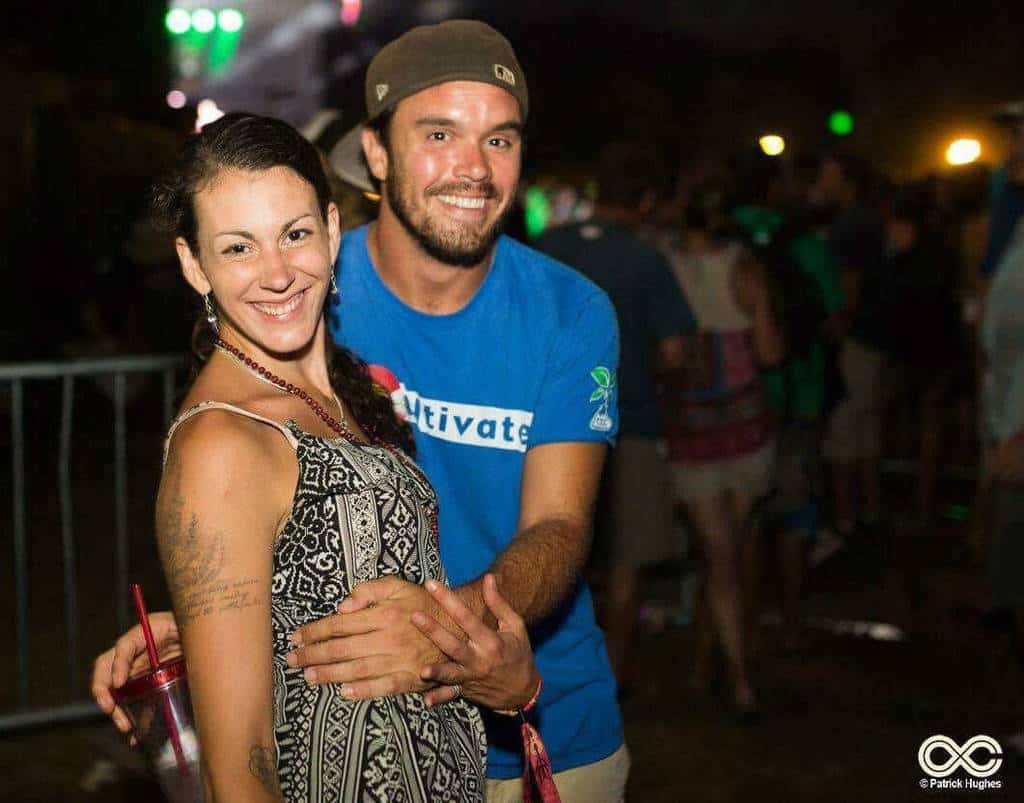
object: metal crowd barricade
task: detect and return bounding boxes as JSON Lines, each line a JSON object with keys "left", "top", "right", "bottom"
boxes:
{"left": 1, "top": 354, "right": 184, "bottom": 733}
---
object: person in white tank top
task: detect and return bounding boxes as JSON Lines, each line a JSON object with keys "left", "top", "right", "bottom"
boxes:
{"left": 661, "top": 183, "right": 784, "bottom": 721}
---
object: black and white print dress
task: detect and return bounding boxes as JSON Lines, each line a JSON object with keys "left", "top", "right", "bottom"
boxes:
{"left": 165, "top": 402, "right": 487, "bottom": 802}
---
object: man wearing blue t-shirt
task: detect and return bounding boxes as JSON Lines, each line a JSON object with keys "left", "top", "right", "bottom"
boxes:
{"left": 309, "top": 21, "right": 626, "bottom": 800}
{"left": 91, "top": 20, "right": 626, "bottom": 801}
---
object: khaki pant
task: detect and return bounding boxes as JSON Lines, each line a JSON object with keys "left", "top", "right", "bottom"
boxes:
{"left": 485, "top": 743, "right": 630, "bottom": 803}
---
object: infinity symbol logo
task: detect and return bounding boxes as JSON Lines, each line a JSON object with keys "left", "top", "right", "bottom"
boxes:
{"left": 918, "top": 735, "right": 1003, "bottom": 778}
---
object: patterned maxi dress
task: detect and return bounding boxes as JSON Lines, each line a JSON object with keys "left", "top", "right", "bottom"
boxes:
{"left": 165, "top": 402, "right": 487, "bottom": 802}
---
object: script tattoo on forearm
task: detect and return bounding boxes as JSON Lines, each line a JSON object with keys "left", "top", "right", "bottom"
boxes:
{"left": 157, "top": 480, "right": 262, "bottom": 626}
{"left": 248, "top": 745, "right": 281, "bottom": 795}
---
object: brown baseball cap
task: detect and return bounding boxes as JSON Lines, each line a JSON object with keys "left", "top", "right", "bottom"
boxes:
{"left": 328, "top": 19, "right": 528, "bottom": 193}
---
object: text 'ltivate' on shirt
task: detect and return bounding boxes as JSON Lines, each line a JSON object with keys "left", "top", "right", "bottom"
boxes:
{"left": 392, "top": 384, "right": 534, "bottom": 452}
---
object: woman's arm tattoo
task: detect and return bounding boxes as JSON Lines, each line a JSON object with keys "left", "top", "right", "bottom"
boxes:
{"left": 248, "top": 745, "right": 281, "bottom": 795}
{"left": 156, "top": 474, "right": 262, "bottom": 626}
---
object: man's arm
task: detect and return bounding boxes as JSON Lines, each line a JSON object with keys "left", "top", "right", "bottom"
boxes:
{"left": 459, "top": 440, "right": 606, "bottom": 625}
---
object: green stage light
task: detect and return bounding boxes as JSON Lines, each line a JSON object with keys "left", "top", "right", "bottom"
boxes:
{"left": 829, "top": 110, "right": 854, "bottom": 137}
{"left": 192, "top": 8, "right": 216, "bottom": 34}
{"left": 165, "top": 8, "right": 191, "bottom": 35}
{"left": 524, "top": 186, "right": 552, "bottom": 239}
{"left": 218, "top": 9, "right": 244, "bottom": 33}
{"left": 209, "top": 23, "right": 243, "bottom": 75}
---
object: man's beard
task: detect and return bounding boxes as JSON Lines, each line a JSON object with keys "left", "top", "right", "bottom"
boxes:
{"left": 385, "top": 161, "right": 514, "bottom": 268}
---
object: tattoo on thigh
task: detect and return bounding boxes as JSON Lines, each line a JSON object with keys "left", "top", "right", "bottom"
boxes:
{"left": 248, "top": 745, "right": 280, "bottom": 794}
{"left": 157, "top": 473, "right": 262, "bottom": 625}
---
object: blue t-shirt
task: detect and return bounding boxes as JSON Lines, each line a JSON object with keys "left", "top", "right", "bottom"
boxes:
{"left": 328, "top": 225, "right": 623, "bottom": 779}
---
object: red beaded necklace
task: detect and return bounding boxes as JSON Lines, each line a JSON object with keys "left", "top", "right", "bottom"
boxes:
{"left": 213, "top": 338, "right": 439, "bottom": 542}
{"left": 215, "top": 338, "right": 349, "bottom": 436}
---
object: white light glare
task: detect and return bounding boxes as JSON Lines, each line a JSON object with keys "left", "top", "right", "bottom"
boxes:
{"left": 946, "top": 138, "right": 981, "bottom": 166}
{"left": 166, "top": 89, "right": 187, "bottom": 109}
{"left": 166, "top": 8, "right": 191, "bottom": 34}
{"left": 219, "top": 9, "right": 244, "bottom": 33}
{"left": 196, "top": 99, "right": 225, "bottom": 132}
{"left": 192, "top": 8, "right": 216, "bottom": 34}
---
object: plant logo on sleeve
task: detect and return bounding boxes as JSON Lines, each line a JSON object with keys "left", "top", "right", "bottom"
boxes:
{"left": 588, "top": 366, "right": 616, "bottom": 433}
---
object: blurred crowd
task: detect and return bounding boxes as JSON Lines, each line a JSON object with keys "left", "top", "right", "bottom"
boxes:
{"left": 523, "top": 105, "right": 1024, "bottom": 728}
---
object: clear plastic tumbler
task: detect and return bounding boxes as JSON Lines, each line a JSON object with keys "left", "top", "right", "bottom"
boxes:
{"left": 112, "top": 657, "right": 203, "bottom": 803}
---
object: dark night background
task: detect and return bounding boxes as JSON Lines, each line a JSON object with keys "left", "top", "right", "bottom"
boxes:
{"left": 4, "top": 1, "right": 1024, "bottom": 362}
{"left": 7, "top": 1, "right": 1024, "bottom": 162}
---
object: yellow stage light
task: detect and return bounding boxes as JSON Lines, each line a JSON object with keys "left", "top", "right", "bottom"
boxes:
{"left": 946, "top": 138, "right": 981, "bottom": 166}
{"left": 759, "top": 134, "right": 786, "bottom": 157}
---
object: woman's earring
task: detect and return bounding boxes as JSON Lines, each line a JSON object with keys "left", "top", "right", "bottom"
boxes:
{"left": 204, "top": 293, "right": 219, "bottom": 333}
{"left": 329, "top": 270, "right": 340, "bottom": 302}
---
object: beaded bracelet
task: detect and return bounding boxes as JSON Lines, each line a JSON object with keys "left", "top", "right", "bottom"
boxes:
{"left": 494, "top": 676, "right": 542, "bottom": 717}
{"left": 493, "top": 676, "right": 561, "bottom": 802}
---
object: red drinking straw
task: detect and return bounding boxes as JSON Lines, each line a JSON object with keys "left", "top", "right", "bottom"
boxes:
{"left": 130, "top": 583, "right": 189, "bottom": 776}
{"left": 131, "top": 583, "right": 161, "bottom": 671}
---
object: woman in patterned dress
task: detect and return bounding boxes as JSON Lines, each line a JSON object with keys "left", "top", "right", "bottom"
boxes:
{"left": 149, "top": 113, "right": 538, "bottom": 802}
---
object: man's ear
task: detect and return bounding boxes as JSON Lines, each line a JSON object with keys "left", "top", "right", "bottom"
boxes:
{"left": 362, "top": 126, "right": 389, "bottom": 184}
{"left": 176, "top": 237, "right": 210, "bottom": 296}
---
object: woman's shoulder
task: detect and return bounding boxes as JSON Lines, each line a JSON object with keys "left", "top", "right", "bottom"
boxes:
{"left": 173, "top": 368, "right": 300, "bottom": 455}
{"left": 159, "top": 406, "right": 297, "bottom": 548}
{"left": 167, "top": 407, "right": 277, "bottom": 485}
{"left": 165, "top": 400, "right": 295, "bottom": 496}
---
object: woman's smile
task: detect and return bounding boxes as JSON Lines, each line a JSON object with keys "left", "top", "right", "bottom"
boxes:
{"left": 250, "top": 287, "right": 309, "bottom": 321}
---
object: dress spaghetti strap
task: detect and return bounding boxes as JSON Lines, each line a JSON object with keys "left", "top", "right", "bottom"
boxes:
{"left": 163, "top": 401, "right": 299, "bottom": 467}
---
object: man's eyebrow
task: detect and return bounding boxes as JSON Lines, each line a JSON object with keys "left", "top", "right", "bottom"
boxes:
{"left": 214, "top": 213, "right": 314, "bottom": 239}
{"left": 414, "top": 116, "right": 457, "bottom": 128}
{"left": 413, "top": 117, "right": 523, "bottom": 136}
{"left": 486, "top": 120, "right": 523, "bottom": 136}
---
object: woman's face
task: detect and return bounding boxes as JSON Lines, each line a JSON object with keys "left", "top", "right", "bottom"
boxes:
{"left": 177, "top": 165, "right": 341, "bottom": 359}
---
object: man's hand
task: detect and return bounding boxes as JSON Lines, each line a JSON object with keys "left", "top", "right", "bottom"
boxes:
{"left": 90, "top": 611, "right": 181, "bottom": 737}
{"left": 413, "top": 574, "right": 540, "bottom": 711}
{"left": 288, "top": 576, "right": 463, "bottom": 699}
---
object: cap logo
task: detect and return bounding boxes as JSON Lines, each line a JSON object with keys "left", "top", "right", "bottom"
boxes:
{"left": 493, "top": 64, "right": 516, "bottom": 86}
{"left": 375, "top": 83, "right": 389, "bottom": 102}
